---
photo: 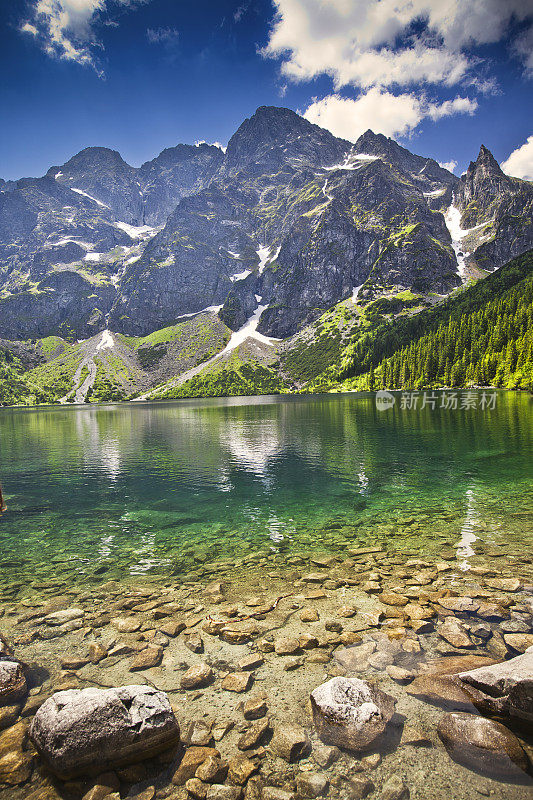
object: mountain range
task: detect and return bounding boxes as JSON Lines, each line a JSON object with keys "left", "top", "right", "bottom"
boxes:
{"left": 0, "top": 105, "right": 532, "bottom": 403}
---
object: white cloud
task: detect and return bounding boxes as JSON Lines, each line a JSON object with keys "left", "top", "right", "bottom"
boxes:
{"left": 514, "top": 26, "right": 533, "bottom": 77}
{"left": 147, "top": 27, "right": 179, "bottom": 45}
{"left": 439, "top": 160, "right": 458, "bottom": 173}
{"left": 264, "top": 0, "right": 533, "bottom": 90}
{"left": 427, "top": 96, "right": 478, "bottom": 120}
{"left": 302, "top": 90, "right": 477, "bottom": 143}
{"left": 19, "top": 0, "right": 148, "bottom": 74}
{"left": 501, "top": 136, "right": 533, "bottom": 180}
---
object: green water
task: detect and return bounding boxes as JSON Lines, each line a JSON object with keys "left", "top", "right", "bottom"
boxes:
{"left": 0, "top": 392, "right": 531, "bottom": 588}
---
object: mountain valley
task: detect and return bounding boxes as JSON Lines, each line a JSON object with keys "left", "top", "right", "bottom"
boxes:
{"left": 1, "top": 106, "right": 532, "bottom": 403}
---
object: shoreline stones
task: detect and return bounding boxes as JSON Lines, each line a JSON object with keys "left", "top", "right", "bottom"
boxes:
{"left": 310, "top": 677, "right": 396, "bottom": 751}
{"left": 437, "top": 712, "right": 529, "bottom": 778}
{"left": 29, "top": 685, "right": 180, "bottom": 778}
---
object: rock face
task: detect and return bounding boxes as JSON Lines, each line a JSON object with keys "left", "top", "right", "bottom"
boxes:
{"left": 458, "top": 650, "right": 533, "bottom": 722}
{"left": 437, "top": 712, "right": 529, "bottom": 778}
{"left": 454, "top": 145, "right": 533, "bottom": 275}
{"left": 310, "top": 677, "right": 396, "bottom": 751}
{"left": 29, "top": 685, "right": 179, "bottom": 778}
{"left": 2, "top": 105, "right": 529, "bottom": 342}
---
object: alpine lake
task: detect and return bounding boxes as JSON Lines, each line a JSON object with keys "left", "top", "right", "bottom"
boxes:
{"left": 0, "top": 391, "right": 532, "bottom": 800}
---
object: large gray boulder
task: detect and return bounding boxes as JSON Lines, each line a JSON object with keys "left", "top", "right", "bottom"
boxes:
{"left": 310, "top": 677, "right": 396, "bottom": 751}
{"left": 30, "top": 685, "right": 180, "bottom": 778}
{"left": 458, "top": 649, "right": 533, "bottom": 723}
{"left": 0, "top": 659, "right": 27, "bottom": 707}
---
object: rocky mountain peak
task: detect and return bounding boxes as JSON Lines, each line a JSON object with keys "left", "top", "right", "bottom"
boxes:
{"left": 353, "top": 129, "right": 456, "bottom": 186}
{"left": 458, "top": 143, "right": 511, "bottom": 214}
{"left": 470, "top": 144, "right": 506, "bottom": 178}
{"left": 223, "top": 105, "right": 349, "bottom": 174}
{"left": 55, "top": 146, "right": 132, "bottom": 175}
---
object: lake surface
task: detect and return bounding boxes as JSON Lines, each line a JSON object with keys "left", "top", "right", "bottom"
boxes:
{"left": 0, "top": 391, "right": 532, "bottom": 591}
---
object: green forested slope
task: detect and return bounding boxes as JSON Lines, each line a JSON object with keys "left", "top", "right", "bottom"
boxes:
{"left": 312, "top": 249, "right": 532, "bottom": 392}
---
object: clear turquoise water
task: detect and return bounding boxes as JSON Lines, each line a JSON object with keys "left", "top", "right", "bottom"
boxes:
{"left": 0, "top": 392, "right": 531, "bottom": 588}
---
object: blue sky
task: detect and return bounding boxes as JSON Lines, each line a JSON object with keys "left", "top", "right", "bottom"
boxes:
{"left": 1, "top": 0, "right": 532, "bottom": 181}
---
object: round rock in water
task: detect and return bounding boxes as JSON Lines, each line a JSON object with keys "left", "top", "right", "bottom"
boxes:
{"left": 29, "top": 685, "right": 180, "bottom": 778}
{"left": 437, "top": 711, "right": 528, "bottom": 778}
{"left": 310, "top": 677, "right": 396, "bottom": 751}
{"left": 0, "top": 659, "right": 27, "bottom": 707}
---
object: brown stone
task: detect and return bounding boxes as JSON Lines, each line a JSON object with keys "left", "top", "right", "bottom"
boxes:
{"left": 503, "top": 633, "right": 533, "bottom": 652}
{"left": 221, "top": 672, "right": 252, "bottom": 693}
{"left": 113, "top": 617, "right": 141, "bottom": 633}
{"left": 274, "top": 638, "right": 300, "bottom": 656}
{"left": 185, "top": 778, "right": 208, "bottom": 800}
{"left": 88, "top": 643, "right": 107, "bottom": 664}
{"left": 159, "top": 620, "right": 186, "bottom": 637}
{"left": 243, "top": 695, "right": 268, "bottom": 721}
{"left": 237, "top": 718, "right": 270, "bottom": 750}
{"left": 307, "top": 652, "right": 330, "bottom": 664}
{"left": 129, "top": 646, "right": 163, "bottom": 671}
{"left": 345, "top": 776, "right": 374, "bottom": 799}
{"left": 0, "top": 750, "right": 33, "bottom": 785}
{"left": 406, "top": 675, "right": 479, "bottom": 710}
{"left": 206, "top": 787, "right": 242, "bottom": 800}
{"left": 172, "top": 747, "right": 220, "bottom": 785}
{"left": 0, "top": 721, "right": 27, "bottom": 759}
{"left": 227, "top": 755, "right": 258, "bottom": 785}
{"left": 485, "top": 578, "right": 521, "bottom": 592}
{"left": 437, "top": 597, "right": 479, "bottom": 614}
{"left": 298, "top": 633, "right": 319, "bottom": 650}
{"left": 379, "top": 593, "right": 408, "bottom": 607}
{"left": 195, "top": 755, "right": 228, "bottom": 783}
{"left": 386, "top": 666, "right": 414, "bottom": 684}
{"left": 437, "top": 712, "right": 528, "bottom": 777}
{"left": 270, "top": 725, "right": 310, "bottom": 762}
{"left": 237, "top": 655, "right": 263, "bottom": 671}
{"left": 296, "top": 772, "right": 328, "bottom": 798}
{"left": 180, "top": 663, "right": 214, "bottom": 689}
{"left": 184, "top": 633, "right": 204, "bottom": 654}
{"left": 438, "top": 620, "right": 472, "bottom": 649}
{"left": 0, "top": 705, "right": 20, "bottom": 730}
{"left": 61, "top": 657, "right": 89, "bottom": 670}
{"left": 81, "top": 772, "right": 120, "bottom": 800}
{"left": 337, "top": 606, "right": 357, "bottom": 618}
{"left": 299, "top": 608, "right": 319, "bottom": 623}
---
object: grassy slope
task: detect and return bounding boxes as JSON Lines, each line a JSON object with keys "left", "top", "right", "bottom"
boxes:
{"left": 279, "top": 290, "right": 428, "bottom": 386}
{"left": 305, "top": 248, "right": 533, "bottom": 392}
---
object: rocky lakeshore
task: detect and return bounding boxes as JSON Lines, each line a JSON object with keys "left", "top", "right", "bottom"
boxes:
{"left": 0, "top": 544, "right": 532, "bottom": 800}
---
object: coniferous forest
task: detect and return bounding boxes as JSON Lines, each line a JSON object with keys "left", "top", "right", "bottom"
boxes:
{"left": 318, "top": 249, "right": 533, "bottom": 393}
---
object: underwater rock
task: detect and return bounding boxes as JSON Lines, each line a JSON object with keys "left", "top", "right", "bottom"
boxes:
{"left": 30, "top": 685, "right": 179, "bottom": 778}
{"left": 458, "top": 650, "right": 533, "bottom": 722}
{"left": 269, "top": 724, "right": 310, "bottom": 761}
{"left": 180, "top": 663, "right": 214, "bottom": 689}
{"left": 0, "top": 660, "right": 27, "bottom": 707}
{"left": 310, "top": 677, "right": 395, "bottom": 751}
{"left": 437, "top": 712, "right": 528, "bottom": 778}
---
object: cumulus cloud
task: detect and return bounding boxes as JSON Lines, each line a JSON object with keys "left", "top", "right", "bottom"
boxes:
{"left": 501, "top": 136, "right": 533, "bottom": 180}
{"left": 263, "top": 0, "right": 533, "bottom": 90}
{"left": 302, "top": 90, "right": 477, "bottom": 142}
{"left": 19, "top": 0, "right": 148, "bottom": 74}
